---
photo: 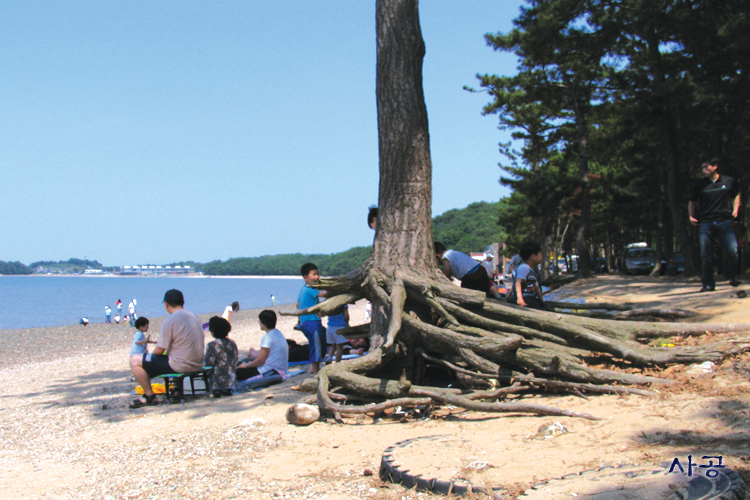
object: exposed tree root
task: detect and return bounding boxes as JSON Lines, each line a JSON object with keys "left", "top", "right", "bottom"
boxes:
{"left": 545, "top": 300, "right": 636, "bottom": 311}
{"left": 284, "top": 262, "right": 749, "bottom": 424}
{"left": 485, "top": 300, "right": 750, "bottom": 341}
{"left": 312, "top": 348, "right": 601, "bottom": 420}
{"left": 417, "top": 349, "right": 654, "bottom": 397}
{"left": 279, "top": 291, "right": 362, "bottom": 319}
{"left": 480, "top": 300, "right": 741, "bottom": 365}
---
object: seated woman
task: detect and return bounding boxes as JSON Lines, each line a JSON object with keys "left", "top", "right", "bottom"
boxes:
{"left": 236, "top": 310, "right": 289, "bottom": 381}
{"left": 203, "top": 316, "right": 238, "bottom": 397}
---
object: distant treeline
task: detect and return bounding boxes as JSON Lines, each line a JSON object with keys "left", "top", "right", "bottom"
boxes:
{"left": 201, "top": 246, "right": 373, "bottom": 276}
{"left": 30, "top": 258, "right": 104, "bottom": 271}
{"left": 3, "top": 201, "right": 503, "bottom": 276}
{"left": 200, "top": 201, "right": 503, "bottom": 276}
{"left": 0, "top": 261, "right": 33, "bottom": 275}
{"left": 433, "top": 201, "right": 505, "bottom": 255}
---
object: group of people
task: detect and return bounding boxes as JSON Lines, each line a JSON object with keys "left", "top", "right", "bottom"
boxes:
{"left": 436, "top": 158, "right": 743, "bottom": 307}
{"left": 103, "top": 299, "right": 138, "bottom": 325}
{"left": 128, "top": 289, "right": 285, "bottom": 408}
{"left": 128, "top": 270, "right": 366, "bottom": 408}
{"left": 128, "top": 168, "right": 741, "bottom": 408}
{"left": 434, "top": 240, "right": 547, "bottom": 310}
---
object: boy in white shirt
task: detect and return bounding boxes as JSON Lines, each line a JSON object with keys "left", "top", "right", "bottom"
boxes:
{"left": 236, "top": 310, "right": 289, "bottom": 381}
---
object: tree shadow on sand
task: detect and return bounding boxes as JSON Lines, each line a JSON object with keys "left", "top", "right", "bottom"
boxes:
{"left": 27, "top": 367, "right": 313, "bottom": 423}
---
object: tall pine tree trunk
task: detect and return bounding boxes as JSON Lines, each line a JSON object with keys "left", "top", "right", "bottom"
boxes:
{"left": 373, "top": 0, "right": 433, "bottom": 276}
{"left": 645, "top": 28, "right": 696, "bottom": 275}
{"left": 573, "top": 93, "right": 593, "bottom": 278}
{"left": 370, "top": 0, "right": 435, "bottom": 378}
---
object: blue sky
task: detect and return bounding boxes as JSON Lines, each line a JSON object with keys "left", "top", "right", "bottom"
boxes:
{"left": 0, "top": 1, "right": 523, "bottom": 266}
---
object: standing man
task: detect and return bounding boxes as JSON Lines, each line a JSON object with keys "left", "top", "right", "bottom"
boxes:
{"left": 688, "top": 158, "right": 741, "bottom": 292}
{"left": 128, "top": 300, "right": 136, "bottom": 326}
{"left": 129, "top": 289, "right": 205, "bottom": 408}
{"left": 481, "top": 253, "right": 495, "bottom": 280}
{"left": 104, "top": 305, "right": 111, "bottom": 324}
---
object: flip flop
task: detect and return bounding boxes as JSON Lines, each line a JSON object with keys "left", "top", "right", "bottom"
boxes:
{"left": 129, "top": 394, "right": 158, "bottom": 409}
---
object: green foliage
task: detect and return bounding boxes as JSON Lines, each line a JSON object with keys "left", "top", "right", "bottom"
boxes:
{"left": 201, "top": 247, "right": 373, "bottom": 276}
{"left": 202, "top": 202, "right": 505, "bottom": 275}
{"left": 29, "top": 258, "right": 103, "bottom": 269}
{"left": 432, "top": 202, "right": 506, "bottom": 254}
{"left": 476, "top": 0, "right": 750, "bottom": 269}
{"left": 28, "top": 258, "right": 103, "bottom": 274}
{"left": 0, "top": 261, "right": 32, "bottom": 275}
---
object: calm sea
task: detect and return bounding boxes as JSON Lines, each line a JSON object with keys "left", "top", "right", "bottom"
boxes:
{"left": 0, "top": 276, "right": 304, "bottom": 330}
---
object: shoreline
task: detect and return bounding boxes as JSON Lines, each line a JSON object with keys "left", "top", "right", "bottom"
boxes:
{"left": 0, "top": 300, "right": 298, "bottom": 332}
{"left": 1, "top": 274, "right": 302, "bottom": 279}
{"left": 0, "top": 302, "right": 309, "bottom": 371}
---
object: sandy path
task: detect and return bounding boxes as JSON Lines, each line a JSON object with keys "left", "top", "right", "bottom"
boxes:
{"left": 1, "top": 276, "right": 749, "bottom": 499}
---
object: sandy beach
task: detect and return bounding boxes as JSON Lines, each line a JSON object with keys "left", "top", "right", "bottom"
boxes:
{"left": 2, "top": 275, "right": 750, "bottom": 499}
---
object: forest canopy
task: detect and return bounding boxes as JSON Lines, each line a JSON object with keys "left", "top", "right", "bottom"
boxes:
{"left": 475, "top": 0, "right": 750, "bottom": 277}
{"left": 203, "top": 201, "right": 503, "bottom": 275}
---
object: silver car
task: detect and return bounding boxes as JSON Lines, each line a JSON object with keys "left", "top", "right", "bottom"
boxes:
{"left": 623, "top": 246, "right": 656, "bottom": 275}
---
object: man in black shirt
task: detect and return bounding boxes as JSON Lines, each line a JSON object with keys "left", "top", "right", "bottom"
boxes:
{"left": 688, "top": 158, "right": 741, "bottom": 292}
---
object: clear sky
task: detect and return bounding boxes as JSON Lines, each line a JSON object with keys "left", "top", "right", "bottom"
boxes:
{"left": 0, "top": 1, "right": 523, "bottom": 266}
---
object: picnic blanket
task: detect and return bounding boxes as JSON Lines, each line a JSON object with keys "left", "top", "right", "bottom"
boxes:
{"left": 235, "top": 369, "right": 306, "bottom": 392}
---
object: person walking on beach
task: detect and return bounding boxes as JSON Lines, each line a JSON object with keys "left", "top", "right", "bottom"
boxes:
{"left": 115, "top": 299, "right": 122, "bottom": 319}
{"left": 128, "top": 300, "right": 135, "bottom": 326}
{"left": 129, "top": 289, "right": 205, "bottom": 409}
{"left": 688, "top": 158, "right": 741, "bottom": 292}
{"left": 105, "top": 305, "right": 112, "bottom": 324}
{"left": 271, "top": 294, "right": 275, "bottom": 307}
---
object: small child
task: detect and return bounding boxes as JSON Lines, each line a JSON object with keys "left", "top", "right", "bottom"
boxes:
{"left": 236, "top": 310, "right": 289, "bottom": 382}
{"left": 507, "top": 242, "right": 546, "bottom": 310}
{"left": 130, "top": 317, "right": 156, "bottom": 356}
{"left": 326, "top": 305, "right": 350, "bottom": 363}
{"left": 296, "top": 263, "right": 327, "bottom": 374}
{"left": 203, "top": 316, "right": 239, "bottom": 397}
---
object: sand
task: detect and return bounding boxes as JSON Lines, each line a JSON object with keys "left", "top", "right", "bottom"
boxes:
{"left": 1, "top": 275, "right": 749, "bottom": 499}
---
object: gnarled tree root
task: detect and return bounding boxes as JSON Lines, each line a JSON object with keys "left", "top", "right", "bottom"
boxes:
{"left": 314, "top": 353, "right": 601, "bottom": 420}
{"left": 284, "top": 264, "right": 746, "bottom": 424}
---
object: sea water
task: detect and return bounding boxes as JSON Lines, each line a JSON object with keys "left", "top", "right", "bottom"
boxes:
{"left": 0, "top": 276, "right": 304, "bottom": 330}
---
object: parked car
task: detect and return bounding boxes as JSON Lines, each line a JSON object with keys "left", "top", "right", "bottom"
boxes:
{"left": 621, "top": 243, "right": 657, "bottom": 275}
{"left": 666, "top": 253, "right": 686, "bottom": 275}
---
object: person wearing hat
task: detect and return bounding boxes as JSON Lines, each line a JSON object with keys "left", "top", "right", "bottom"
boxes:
{"left": 129, "top": 289, "right": 205, "bottom": 408}
{"left": 481, "top": 253, "right": 495, "bottom": 280}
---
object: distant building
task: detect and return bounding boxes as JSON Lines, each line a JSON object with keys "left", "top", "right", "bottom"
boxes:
{"left": 118, "top": 265, "right": 194, "bottom": 276}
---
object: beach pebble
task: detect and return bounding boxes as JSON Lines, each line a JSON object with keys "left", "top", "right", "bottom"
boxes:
{"left": 286, "top": 403, "right": 320, "bottom": 425}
